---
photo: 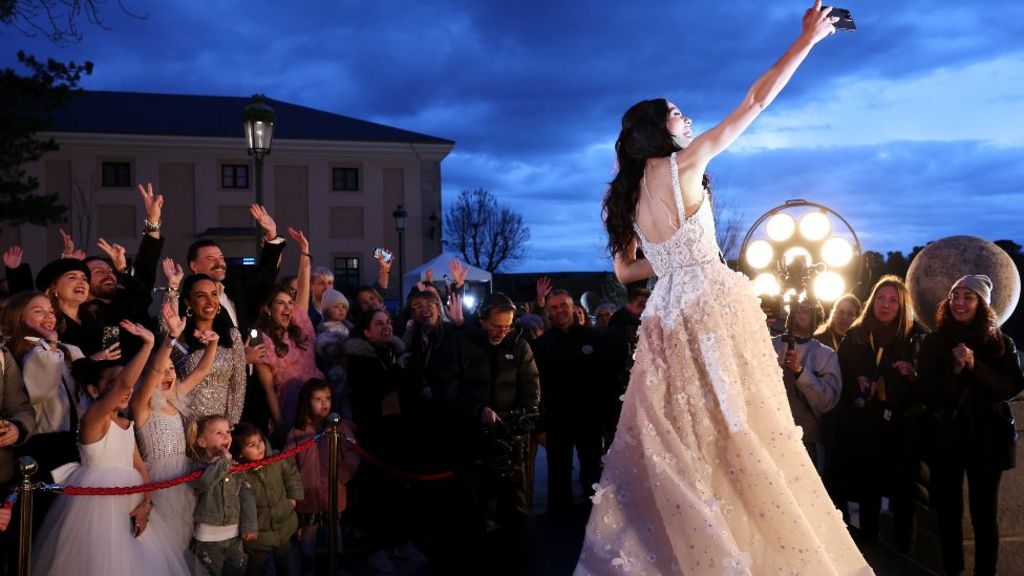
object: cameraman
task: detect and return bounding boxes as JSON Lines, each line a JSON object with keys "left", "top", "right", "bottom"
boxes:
{"left": 434, "top": 293, "right": 540, "bottom": 567}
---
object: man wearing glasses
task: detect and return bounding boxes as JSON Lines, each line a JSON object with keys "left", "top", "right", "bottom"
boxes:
{"left": 434, "top": 292, "right": 540, "bottom": 571}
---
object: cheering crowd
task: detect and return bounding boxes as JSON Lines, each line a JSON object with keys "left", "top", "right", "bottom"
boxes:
{"left": 0, "top": 182, "right": 1021, "bottom": 576}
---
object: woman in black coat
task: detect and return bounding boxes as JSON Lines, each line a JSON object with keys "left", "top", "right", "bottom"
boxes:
{"left": 344, "top": 308, "right": 424, "bottom": 572}
{"left": 830, "top": 275, "right": 926, "bottom": 552}
{"left": 918, "top": 275, "right": 1024, "bottom": 576}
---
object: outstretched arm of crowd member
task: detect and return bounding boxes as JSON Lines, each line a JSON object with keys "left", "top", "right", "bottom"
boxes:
{"left": 445, "top": 293, "right": 464, "bottom": 326}
{"left": 375, "top": 248, "right": 392, "bottom": 291}
{"left": 131, "top": 307, "right": 178, "bottom": 429}
{"left": 177, "top": 330, "right": 219, "bottom": 397}
{"left": 449, "top": 258, "right": 468, "bottom": 292}
{"left": 132, "top": 182, "right": 168, "bottom": 293}
{"left": 244, "top": 204, "right": 287, "bottom": 315}
{"left": 80, "top": 321, "right": 155, "bottom": 444}
{"left": 96, "top": 238, "right": 128, "bottom": 273}
{"left": 58, "top": 228, "right": 86, "bottom": 260}
{"left": 289, "top": 227, "right": 312, "bottom": 315}
{"left": 3, "top": 246, "right": 33, "bottom": 294}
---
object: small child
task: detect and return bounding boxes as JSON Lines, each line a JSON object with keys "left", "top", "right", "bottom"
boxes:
{"left": 315, "top": 289, "right": 352, "bottom": 418}
{"left": 285, "top": 379, "right": 359, "bottom": 571}
{"left": 188, "top": 415, "right": 257, "bottom": 576}
{"left": 230, "top": 422, "right": 303, "bottom": 576}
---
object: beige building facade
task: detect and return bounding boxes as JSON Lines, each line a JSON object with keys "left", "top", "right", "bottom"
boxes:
{"left": 1, "top": 91, "right": 454, "bottom": 301}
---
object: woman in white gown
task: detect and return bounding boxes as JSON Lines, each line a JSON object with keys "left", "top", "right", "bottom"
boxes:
{"left": 575, "top": 2, "right": 873, "bottom": 575}
{"left": 32, "top": 321, "right": 190, "bottom": 576}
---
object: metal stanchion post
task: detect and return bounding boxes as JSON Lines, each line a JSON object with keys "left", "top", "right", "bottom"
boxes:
{"left": 327, "top": 413, "right": 340, "bottom": 575}
{"left": 17, "top": 457, "right": 37, "bottom": 576}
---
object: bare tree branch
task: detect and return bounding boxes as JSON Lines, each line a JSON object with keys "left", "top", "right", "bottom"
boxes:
{"left": 443, "top": 188, "right": 530, "bottom": 272}
{"left": 1, "top": 0, "right": 147, "bottom": 45}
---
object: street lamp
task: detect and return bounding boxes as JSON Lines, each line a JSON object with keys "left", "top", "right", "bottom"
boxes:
{"left": 393, "top": 204, "right": 408, "bottom": 305}
{"left": 739, "top": 199, "right": 862, "bottom": 331}
{"left": 242, "top": 94, "right": 276, "bottom": 208}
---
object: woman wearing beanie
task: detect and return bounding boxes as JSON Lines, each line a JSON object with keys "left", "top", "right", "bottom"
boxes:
{"left": 918, "top": 275, "right": 1024, "bottom": 576}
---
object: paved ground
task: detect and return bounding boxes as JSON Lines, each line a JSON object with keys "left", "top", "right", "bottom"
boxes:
{"left": 307, "top": 447, "right": 936, "bottom": 575}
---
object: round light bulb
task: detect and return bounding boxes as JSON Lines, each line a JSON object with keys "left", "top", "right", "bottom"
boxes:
{"left": 752, "top": 273, "right": 781, "bottom": 296}
{"left": 813, "top": 271, "right": 846, "bottom": 302}
{"left": 766, "top": 213, "right": 796, "bottom": 242}
{"left": 745, "top": 240, "right": 774, "bottom": 270}
{"left": 783, "top": 246, "right": 812, "bottom": 267}
{"left": 821, "top": 237, "right": 854, "bottom": 268}
{"left": 799, "top": 211, "right": 831, "bottom": 242}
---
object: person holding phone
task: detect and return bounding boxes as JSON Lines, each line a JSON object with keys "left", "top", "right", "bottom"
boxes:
{"left": 575, "top": 2, "right": 872, "bottom": 574}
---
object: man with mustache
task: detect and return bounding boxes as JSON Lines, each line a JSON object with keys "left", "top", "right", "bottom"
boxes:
{"left": 185, "top": 203, "right": 286, "bottom": 362}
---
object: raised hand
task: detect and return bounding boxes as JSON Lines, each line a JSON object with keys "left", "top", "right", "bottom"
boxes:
{"left": 249, "top": 204, "right": 278, "bottom": 240}
{"left": 162, "top": 302, "right": 186, "bottom": 338}
{"left": 449, "top": 258, "right": 469, "bottom": 287}
{"left": 446, "top": 293, "right": 464, "bottom": 326}
{"left": 2, "top": 246, "right": 22, "bottom": 269}
{"left": 161, "top": 258, "right": 184, "bottom": 290}
{"left": 137, "top": 183, "right": 163, "bottom": 229}
{"left": 286, "top": 227, "right": 309, "bottom": 253}
{"left": 90, "top": 342, "right": 122, "bottom": 362}
{"left": 375, "top": 247, "right": 393, "bottom": 273}
{"left": 96, "top": 238, "right": 128, "bottom": 272}
{"left": 802, "top": 0, "right": 837, "bottom": 44}
{"left": 58, "top": 228, "right": 84, "bottom": 259}
{"left": 536, "top": 276, "right": 552, "bottom": 305}
{"left": 120, "top": 320, "right": 155, "bottom": 346}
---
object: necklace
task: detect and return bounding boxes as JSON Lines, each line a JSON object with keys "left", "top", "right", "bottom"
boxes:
{"left": 642, "top": 167, "right": 680, "bottom": 230}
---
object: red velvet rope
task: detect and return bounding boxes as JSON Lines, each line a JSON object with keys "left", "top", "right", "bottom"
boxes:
{"left": 56, "top": 436, "right": 319, "bottom": 496}
{"left": 43, "top": 429, "right": 456, "bottom": 496}
{"left": 344, "top": 436, "right": 454, "bottom": 482}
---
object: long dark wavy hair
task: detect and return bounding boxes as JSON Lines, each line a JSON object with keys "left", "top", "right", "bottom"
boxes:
{"left": 180, "top": 274, "right": 234, "bottom": 351}
{"left": 255, "top": 281, "right": 308, "bottom": 358}
{"left": 603, "top": 98, "right": 712, "bottom": 256}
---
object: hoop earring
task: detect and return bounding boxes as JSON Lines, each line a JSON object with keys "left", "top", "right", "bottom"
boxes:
{"left": 186, "top": 308, "right": 194, "bottom": 318}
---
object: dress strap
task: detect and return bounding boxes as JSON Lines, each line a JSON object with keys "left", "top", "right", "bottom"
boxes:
{"left": 669, "top": 152, "right": 687, "bottom": 224}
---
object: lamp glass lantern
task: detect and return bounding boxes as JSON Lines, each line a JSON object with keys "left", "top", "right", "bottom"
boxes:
{"left": 242, "top": 94, "right": 276, "bottom": 160}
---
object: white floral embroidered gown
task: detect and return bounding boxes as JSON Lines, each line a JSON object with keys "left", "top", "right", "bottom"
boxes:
{"left": 575, "top": 153, "right": 873, "bottom": 576}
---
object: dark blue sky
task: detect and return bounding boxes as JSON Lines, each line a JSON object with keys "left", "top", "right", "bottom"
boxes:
{"left": 2, "top": 0, "right": 1022, "bottom": 271}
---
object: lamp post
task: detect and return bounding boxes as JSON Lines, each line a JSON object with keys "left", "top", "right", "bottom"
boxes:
{"left": 738, "top": 199, "right": 862, "bottom": 329}
{"left": 242, "top": 93, "right": 276, "bottom": 222}
{"left": 393, "top": 204, "right": 408, "bottom": 305}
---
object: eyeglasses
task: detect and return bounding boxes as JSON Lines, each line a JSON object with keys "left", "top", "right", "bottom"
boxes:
{"left": 485, "top": 322, "right": 514, "bottom": 334}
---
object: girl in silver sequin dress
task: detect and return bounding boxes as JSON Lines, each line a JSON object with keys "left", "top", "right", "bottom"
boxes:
{"left": 133, "top": 298, "right": 221, "bottom": 550}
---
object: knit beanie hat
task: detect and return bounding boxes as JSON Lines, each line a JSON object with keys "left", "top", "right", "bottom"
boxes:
{"left": 321, "top": 289, "right": 349, "bottom": 311}
{"left": 949, "top": 274, "right": 993, "bottom": 305}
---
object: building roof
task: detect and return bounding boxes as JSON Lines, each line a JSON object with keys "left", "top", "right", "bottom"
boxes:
{"left": 51, "top": 90, "right": 454, "bottom": 145}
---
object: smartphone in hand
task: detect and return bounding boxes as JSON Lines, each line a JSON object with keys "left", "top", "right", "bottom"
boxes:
{"left": 823, "top": 6, "right": 856, "bottom": 31}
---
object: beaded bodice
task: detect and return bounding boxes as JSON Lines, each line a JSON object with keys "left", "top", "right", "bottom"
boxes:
{"left": 136, "top": 410, "right": 187, "bottom": 462}
{"left": 632, "top": 152, "right": 721, "bottom": 278}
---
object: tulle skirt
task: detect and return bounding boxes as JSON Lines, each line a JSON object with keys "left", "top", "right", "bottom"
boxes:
{"left": 32, "top": 464, "right": 193, "bottom": 576}
{"left": 147, "top": 454, "right": 197, "bottom": 550}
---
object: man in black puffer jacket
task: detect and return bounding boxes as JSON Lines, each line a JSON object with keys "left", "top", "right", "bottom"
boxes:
{"left": 434, "top": 292, "right": 540, "bottom": 569}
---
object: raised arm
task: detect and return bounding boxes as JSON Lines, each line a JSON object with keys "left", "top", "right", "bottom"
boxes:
{"left": 684, "top": 0, "right": 837, "bottom": 166}
{"left": 289, "top": 227, "right": 311, "bottom": 315}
